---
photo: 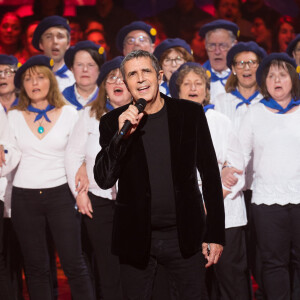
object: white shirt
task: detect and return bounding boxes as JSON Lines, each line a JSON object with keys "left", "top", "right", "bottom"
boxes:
{"left": 214, "top": 91, "right": 263, "bottom": 130}
{"left": 0, "top": 106, "right": 21, "bottom": 208}
{"left": 199, "top": 109, "right": 247, "bottom": 228}
{"left": 74, "top": 85, "right": 98, "bottom": 108}
{"left": 8, "top": 105, "right": 78, "bottom": 189}
{"left": 210, "top": 68, "right": 231, "bottom": 104}
{"left": 239, "top": 103, "right": 300, "bottom": 206}
{"left": 65, "top": 106, "right": 116, "bottom": 200}
{"left": 214, "top": 91, "right": 263, "bottom": 190}
{"left": 56, "top": 68, "right": 75, "bottom": 92}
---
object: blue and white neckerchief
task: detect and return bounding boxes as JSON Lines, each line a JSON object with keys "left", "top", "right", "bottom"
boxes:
{"left": 231, "top": 89, "right": 260, "bottom": 109}
{"left": 62, "top": 84, "right": 98, "bottom": 110}
{"left": 106, "top": 99, "right": 114, "bottom": 111}
{"left": 160, "top": 80, "right": 170, "bottom": 96}
{"left": 260, "top": 97, "right": 300, "bottom": 114}
{"left": 3, "top": 97, "right": 19, "bottom": 113}
{"left": 54, "top": 64, "right": 69, "bottom": 79}
{"left": 203, "top": 104, "right": 215, "bottom": 113}
{"left": 202, "top": 60, "right": 230, "bottom": 86}
{"left": 27, "top": 104, "right": 55, "bottom": 122}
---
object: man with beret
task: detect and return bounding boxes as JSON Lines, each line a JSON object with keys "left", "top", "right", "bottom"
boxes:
{"left": 116, "top": 21, "right": 157, "bottom": 56}
{"left": 94, "top": 49, "right": 225, "bottom": 299}
{"left": 32, "top": 15, "right": 75, "bottom": 92}
{"left": 287, "top": 34, "right": 300, "bottom": 67}
{"left": 200, "top": 19, "right": 238, "bottom": 103}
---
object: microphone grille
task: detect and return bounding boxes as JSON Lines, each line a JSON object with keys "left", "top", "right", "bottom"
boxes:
{"left": 136, "top": 98, "right": 147, "bottom": 113}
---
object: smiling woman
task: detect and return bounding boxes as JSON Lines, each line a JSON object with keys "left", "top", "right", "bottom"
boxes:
{"left": 7, "top": 55, "right": 95, "bottom": 300}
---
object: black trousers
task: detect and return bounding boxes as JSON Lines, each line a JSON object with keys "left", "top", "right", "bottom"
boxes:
{"left": 83, "top": 192, "right": 122, "bottom": 300}
{"left": 120, "top": 236, "right": 208, "bottom": 300}
{"left": 214, "top": 226, "right": 251, "bottom": 300}
{"left": 11, "top": 184, "right": 95, "bottom": 300}
{"left": 0, "top": 201, "right": 14, "bottom": 300}
{"left": 252, "top": 203, "right": 300, "bottom": 300}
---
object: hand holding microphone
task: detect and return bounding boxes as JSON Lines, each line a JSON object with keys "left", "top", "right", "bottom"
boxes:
{"left": 118, "top": 98, "right": 147, "bottom": 139}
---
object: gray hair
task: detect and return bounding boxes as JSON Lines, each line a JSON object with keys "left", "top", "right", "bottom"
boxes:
{"left": 120, "top": 50, "right": 161, "bottom": 81}
{"left": 205, "top": 28, "right": 237, "bottom": 45}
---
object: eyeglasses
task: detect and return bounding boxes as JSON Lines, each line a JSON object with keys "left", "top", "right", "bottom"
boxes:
{"left": 106, "top": 75, "right": 124, "bottom": 84}
{"left": 234, "top": 60, "right": 258, "bottom": 69}
{"left": 163, "top": 56, "right": 185, "bottom": 66}
{"left": 125, "top": 35, "right": 150, "bottom": 45}
{"left": 206, "top": 43, "right": 230, "bottom": 52}
{"left": 0, "top": 68, "right": 15, "bottom": 78}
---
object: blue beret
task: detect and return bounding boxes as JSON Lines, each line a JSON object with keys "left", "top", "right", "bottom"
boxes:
{"left": 116, "top": 21, "right": 157, "bottom": 53}
{"left": 14, "top": 55, "right": 53, "bottom": 89}
{"left": 226, "top": 41, "right": 267, "bottom": 69}
{"left": 169, "top": 62, "right": 202, "bottom": 99}
{"left": 286, "top": 34, "right": 300, "bottom": 57}
{"left": 153, "top": 38, "right": 192, "bottom": 61}
{"left": 0, "top": 55, "right": 18, "bottom": 66}
{"left": 256, "top": 53, "right": 297, "bottom": 87}
{"left": 97, "top": 56, "right": 124, "bottom": 86}
{"left": 32, "top": 15, "right": 71, "bottom": 51}
{"left": 199, "top": 19, "right": 239, "bottom": 38}
{"left": 64, "top": 40, "right": 106, "bottom": 69}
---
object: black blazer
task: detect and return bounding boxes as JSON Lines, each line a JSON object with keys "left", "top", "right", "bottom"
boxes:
{"left": 94, "top": 94, "right": 225, "bottom": 268}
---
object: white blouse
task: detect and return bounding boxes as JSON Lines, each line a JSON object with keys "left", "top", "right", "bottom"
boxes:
{"left": 65, "top": 106, "right": 116, "bottom": 200}
{"left": 214, "top": 91, "right": 263, "bottom": 130}
{"left": 199, "top": 109, "right": 247, "bottom": 228}
{"left": 239, "top": 103, "right": 300, "bottom": 206}
{"left": 0, "top": 106, "right": 21, "bottom": 204}
{"left": 8, "top": 105, "right": 78, "bottom": 189}
{"left": 56, "top": 68, "right": 75, "bottom": 92}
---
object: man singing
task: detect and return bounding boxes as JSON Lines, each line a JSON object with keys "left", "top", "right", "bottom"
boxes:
{"left": 94, "top": 50, "right": 225, "bottom": 299}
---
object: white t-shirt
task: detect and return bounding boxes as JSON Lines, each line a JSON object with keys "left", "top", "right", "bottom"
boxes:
{"left": 209, "top": 68, "right": 231, "bottom": 104}
{"left": 8, "top": 105, "right": 78, "bottom": 189}
{"left": 239, "top": 103, "right": 300, "bottom": 205}
{"left": 198, "top": 109, "right": 247, "bottom": 228}
{"left": 65, "top": 106, "right": 116, "bottom": 200}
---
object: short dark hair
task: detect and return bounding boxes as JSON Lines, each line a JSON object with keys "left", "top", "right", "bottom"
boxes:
{"left": 120, "top": 50, "right": 161, "bottom": 80}
{"left": 73, "top": 47, "right": 105, "bottom": 69}
{"left": 260, "top": 60, "right": 300, "bottom": 100}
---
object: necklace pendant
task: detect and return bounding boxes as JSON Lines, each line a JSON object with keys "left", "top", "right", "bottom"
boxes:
{"left": 38, "top": 126, "right": 44, "bottom": 134}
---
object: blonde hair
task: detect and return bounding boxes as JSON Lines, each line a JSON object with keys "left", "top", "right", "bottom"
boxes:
{"left": 89, "top": 80, "right": 108, "bottom": 121}
{"left": 14, "top": 66, "right": 65, "bottom": 111}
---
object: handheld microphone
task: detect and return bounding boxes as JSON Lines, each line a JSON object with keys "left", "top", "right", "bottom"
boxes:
{"left": 119, "top": 98, "right": 147, "bottom": 137}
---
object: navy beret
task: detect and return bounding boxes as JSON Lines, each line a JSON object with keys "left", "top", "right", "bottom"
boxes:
{"left": 169, "top": 62, "right": 203, "bottom": 99}
{"left": 256, "top": 53, "right": 297, "bottom": 87}
{"left": 226, "top": 41, "right": 267, "bottom": 69}
{"left": 286, "top": 34, "right": 300, "bottom": 57}
{"left": 97, "top": 56, "right": 124, "bottom": 86}
{"left": 14, "top": 55, "right": 53, "bottom": 89}
{"left": 0, "top": 54, "right": 18, "bottom": 66}
{"left": 199, "top": 19, "right": 239, "bottom": 38}
{"left": 32, "top": 16, "right": 71, "bottom": 51}
{"left": 153, "top": 38, "right": 192, "bottom": 61}
{"left": 64, "top": 40, "right": 106, "bottom": 69}
{"left": 116, "top": 21, "right": 157, "bottom": 53}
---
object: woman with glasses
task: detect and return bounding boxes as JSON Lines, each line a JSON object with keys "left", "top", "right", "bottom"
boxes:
{"left": 0, "top": 55, "right": 19, "bottom": 112}
{"left": 153, "top": 38, "right": 194, "bottom": 96}
{"left": 239, "top": 53, "right": 300, "bottom": 300}
{"left": 7, "top": 55, "right": 95, "bottom": 300}
{"left": 169, "top": 62, "right": 249, "bottom": 300}
{"left": 65, "top": 56, "right": 131, "bottom": 299}
{"left": 63, "top": 41, "right": 106, "bottom": 110}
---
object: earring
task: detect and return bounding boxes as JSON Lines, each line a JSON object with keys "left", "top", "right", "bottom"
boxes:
{"left": 233, "top": 72, "right": 236, "bottom": 75}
